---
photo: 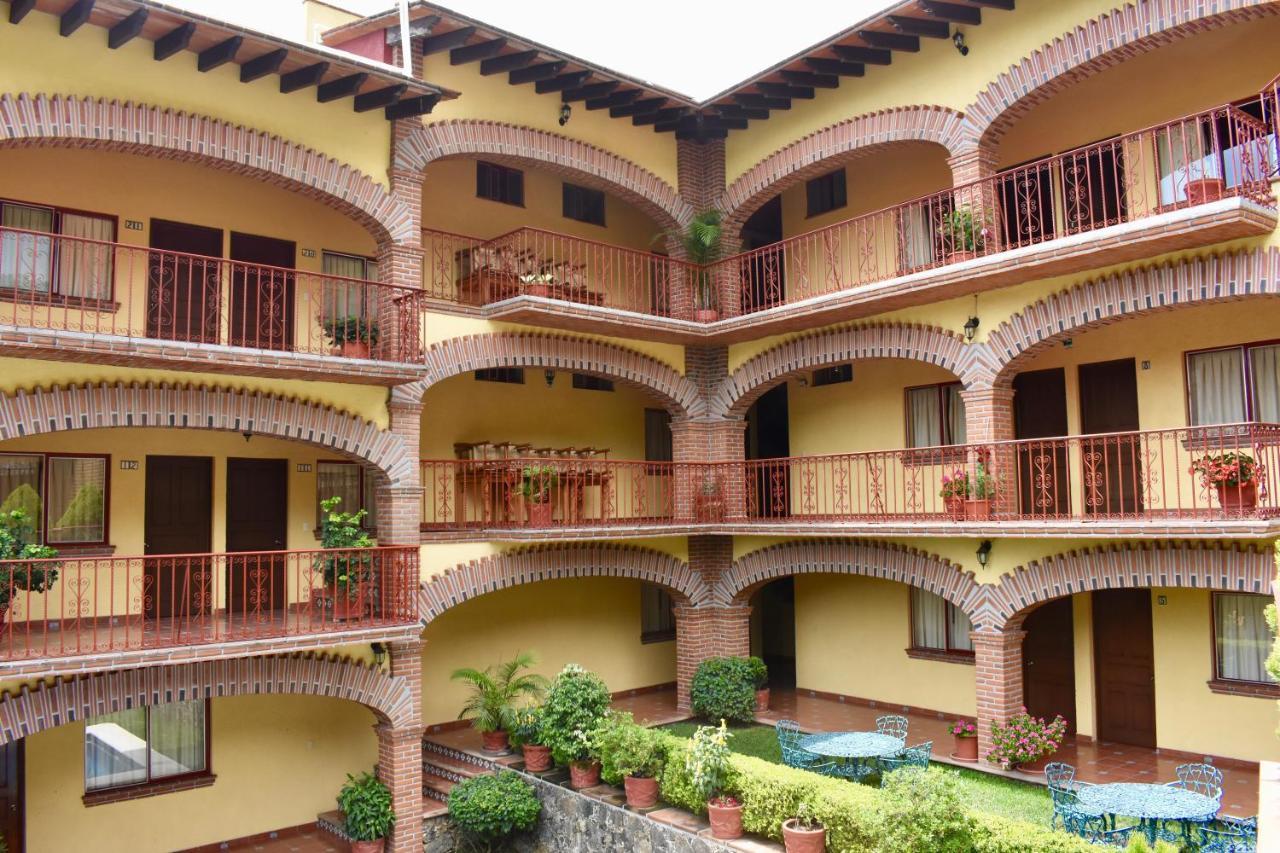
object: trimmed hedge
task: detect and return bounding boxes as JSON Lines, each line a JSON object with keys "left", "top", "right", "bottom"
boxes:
{"left": 689, "top": 656, "right": 757, "bottom": 723}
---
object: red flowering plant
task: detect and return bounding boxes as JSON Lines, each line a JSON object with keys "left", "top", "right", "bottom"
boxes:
{"left": 985, "top": 709, "right": 1068, "bottom": 769}
{"left": 939, "top": 470, "right": 970, "bottom": 499}
{"left": 1190, "top": 451, "right": 1259, "bottom": 488}
{"left": 949, "top": 719, "right": 977, "bottom": 739}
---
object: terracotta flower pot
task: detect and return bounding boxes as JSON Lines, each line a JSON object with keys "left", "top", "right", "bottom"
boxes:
{"left": 624, "top": 774, "right": 659, "bottom": 809}
{"left": 754, "top": 687, "right": 770, "bottom": 713}
{"left": 350, "top": 840, "right": 384, "bottom": 853}
{"left": 693, "top": 308, "right": 720, "bottom": 323}
{"left": 338, "top": 340, "right": 371, "bottom": 360}
{"left": 524, "top": 283, "right": 552, "bottom": 298}
{"left": 331, "top": 594, "right": 365, "bottom": 621}
{"left": 526, "top": 501, "right": 554, "bottom": 526}
{"left": 1215, "top": 481, "right": 1258, "bottom": 512}
{"left": 569, "top": 759, "right": 601, "bottom": 789}
{"left": 707, "top": 798, "right": 744, "bottom": 840}
{"left": 782, "top": 819, "right": 827, "bottom": 853}
{"left": 952, "top": 734, "right": 978, "bottom": 762}
{"left": 947, "top": 250, "right": 977, "bottom": 263}
{"left": 1018, "top": 753, "right": 1053, "bottom": 773}
{"left": 1186, "top": 177, "right": 1225, "bottom": 204}
{"left": 522, "top": 743, "right": 552, "bottom": 772}
{"left": 481, "top": 730, "right": 510, "bottom": 754}
{"left": 944, "top": 496, "right": 966, "bottom": 520}
{"left": 963, "top": 498, "right": 992, "bottom": 521}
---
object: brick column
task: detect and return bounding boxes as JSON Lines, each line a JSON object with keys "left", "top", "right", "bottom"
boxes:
{"left": 376, "top": 156, "right": 425, "bottom": 362}
{"left": 378, "top": 637, "right": 424, "bottom": 853}
{"left": 675, "top": 535, "right": 749, "bottom": 710}
{"left": 947, "top": 144, "right": 1001, "bottom": 254}
{"left": 972, "top": 629, "right": 1026, "bottom": 763}
{"left": 675, "top": 137, "right": 735, "bottom": 320}
{"left": 376, "top": 399, "right": 423, "bottom": 545}
{"left": 671, "top": 347, "right": 747, "bottom": 522}
{"left": 961, "top": 384, "right": 1016, "bottom": 517}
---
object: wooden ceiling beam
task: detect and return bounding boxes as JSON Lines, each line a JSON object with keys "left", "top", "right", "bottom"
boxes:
{"left": 858, "top": 30, "right": 920, "bottom": 52}
{"left": 780, "top": 70, "right": 839, "bottom": 88}
{"left": 758, "top": 82, "right": 814, "bottom": 100}
{"left": 733, "top": 93, "right": 790, "bottom": 110}
{"left": 198, "top": 36, "right": 242, "bottom": 72}
{"left": 632, "top": 107, "right": 685, "bottom": 126}
{"left": 355, "top": 84, "right": 407, "bottom": 112}
{"left": 918, "top": 1, "right": 983, "bottom": 24}
{"left": 317, "top": 72, "right": 368, "bottom": 103}
{"left": 716, "top": 104, "right": 769, "bottom": 120}
{"left": 8, "top": 0, "right": 36, "bottom": 24}
{"left": 421, "top": 26, "right": 474, "bottom": 55}
{"left": 535, "top": 70, "right": 591, "bottom": 94}
{"left": 385, "top": 94, "right": 440, "bottom": 120}
{"left": 609, "top": 96, "right": 666, "bottom": 118}
{"left": 479, "top": 49, "right": 539, "bottom": 75}
{"left": 888, "top": 15, "right": 950, "bottom": 38}
{"left": 584, "top": 88, "right": 641, "bottom": 110}
{"left": 240, "top": 48, "right": 287, "bottom": 82}
{"left": 509, "top": 59, "right": 566, "bottom": 84}
{"left": 450, "top": 37, "right": 505, "bottom": 65}
{"left": 561, "top": 80, "right": 620, "bottom": 102}
{"left": 153, "top": 22, "right": 195, "bottom": 61}
{"left": 279, "top": 61, "right": 329, "bottom": 93}
{"left": 831, "top": 44, "right": 892, "bottom": 65}
{"left": 59, "top": 0, "right": 94, "bottom": 37}
{"left": 107, "top": 8, "right": 148, "bottom": 49}
{"left": 803, "top": 57, "right": 865, "bottom": 77}
{"left": 968, "top": 0, "right": 1013, "bottom": 9}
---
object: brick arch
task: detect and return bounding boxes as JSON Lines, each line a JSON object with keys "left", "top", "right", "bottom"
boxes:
{"left": 394, "top": 332, "right": 705, "bottom": 418}
{"left": 964, "top": 0, "right": 1279, "bottom": 150}
{"left": 987, "top": 248, "right": 1280, "bottom": 389}
{"left": 720, "top": 539, "right": 983, "bottom": 620}
{"left": 419, "top": 544, "right": 708, "bottom": 624}
{"left": 983, "top": 542, "right": 1274, "bottom": 632}
{"left": 713, "top": 322, "right": 995, "bottom": 417}
{"left": 0, "top": 653, "right": 414, "bottom": 745}
{"left": 0, "top": 382, "right": 416, "bottom": 486}
{"left": 0, "top": 93, "right": 414, "bottom": 244}
{"left": 397, "top": 120, "right": 693, "bottom": 231}
{"left": 721, "top": 105, "right": 972, "bottom": 234}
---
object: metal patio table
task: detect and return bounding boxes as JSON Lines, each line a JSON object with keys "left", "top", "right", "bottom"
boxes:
{"left": 1077, "top": 782, "right": 1218, "bottom": 844}
{"left": 798, "top": 731, "right": 905, "bottom": 779}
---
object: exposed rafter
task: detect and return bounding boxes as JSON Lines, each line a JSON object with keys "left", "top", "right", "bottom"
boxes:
{"left": 479, "top": 49, "right": 539, "bottom": 75}
{"left": 450, "top": 37, "right": 505, "bottom": 65}
{"left": 534, "top": 70, "right": 590, "bottom": 94}
{"left": 831, "top": 44, "right": 892, "bottom": 65}
{"left": 888, "top": 16, "right": 950, "bottom": 38}
{"left": 609, "top": 96, "right": 666, "bottom": 118}
{"left": 780, "top": 70, "right": 839, "bottom": 88}
{"left": 317, "top": 73, "right": 368, "bottom": 103}
{"left": 59, "top": 0, "right": 94, "bottom": 37}
{"left": 561, "top": 80, "right": 620, "bottom": 102}
{"left": 354, "top": 84, "right": 407, "bottom": 112}
{"left": 239, "top": 49, "right": 287, "bottom": 83}
{"left": 279, "top": 62, "right": 329, "bottom": 93}
{"left": 385, "top": 93, "right": 440, "bottom": 120}
{"left": 757, "top": 82, "right": 814, "bottom": 100}
{"left": 509, "top": 60, "right": 566, "bottom": 85}
{"left": 803, "top": 57, "right": 865, "bottom": 77}
{"left": 858, "top": 30, "right": 920, "bottom": 52}
{"left": 919, "top": 1, "right": 983, "bottom": 25}
{"left": 8, "top": 0, "right": 36, "bottom": 24}
{"left": 153, "top": 22, "right": 194, "bottom": 61}
{"left": 421, "top": 26, "right": 475, "bottom": 55}
{"left": 107, "top": 8, "right": 148, "bottom": 49}
{"left": 197, "top": 36, "right": 242, "bottom": 73}
{"left": 968, "top": 0, "right": 1014, "bottom": 9}
{"left": 584, "top": 88, "right": 641, "bottom": 110}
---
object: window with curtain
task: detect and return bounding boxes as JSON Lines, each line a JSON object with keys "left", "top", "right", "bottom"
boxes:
{"left": 0, "top": 454, "right": 43, "bottom": 535}
{"left": 0, "top": 452, "right": 106, "bottom": 544}
{"left": 0, "top": 201, "right": 114, "bottom": 299}
{"left": 316, "top": 461, "right": 374, "bottom": 530}
{"left": 57, "top": 212, "right": 114, "bottom": 300}
{"left": 640, "top": 582, "right": 676, "bottom": 643}
{"left": 322, "top": 251, "right": 377, "bottom": 323}
{"left": 0, "top": 203, "right": 54, "bottom": 293}
{"left": 898, "top": 205, "right": 937, "bottom": 270}
{"left": 1213, "top": 593, "right": 1275, "bottom": 684}
{"left": 910, "top": 588, "right": 974, "bottom": 654}
{"left": 805, "top": 169, "right": 847, "bottom": 217}
{"left": 85, "top": 700, "right": 208, "bottom": 792}
{"left": 906, "top": 383, "right": 967, "bottom": 448}
{"left": 1187, "top": 343, "right": 1280, "bottom": 425}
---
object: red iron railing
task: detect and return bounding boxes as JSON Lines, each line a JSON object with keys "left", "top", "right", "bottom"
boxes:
{"left": 0, "top": 545, "right": 419, "bottom": 663}
{"left": 0, "top": 228, "right": 426, "bottom": 362}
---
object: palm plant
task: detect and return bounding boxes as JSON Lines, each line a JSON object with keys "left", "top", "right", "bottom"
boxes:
{"left": 656, "top": 210, "right": 725, "bottom": 311}
{"left": 451, "top": 651, "right": 549, "bottom": 734}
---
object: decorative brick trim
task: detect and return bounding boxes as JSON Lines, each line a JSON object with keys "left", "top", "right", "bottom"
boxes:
{"left": 394, "top": 332, "right": 704, "bottom": 417}
{"left": 0, "top": 653, "right": 415, "bottom": 746}
{"left": 418, "top": 544, "right": 708, "bottom": 624}
{"left": 722, "top": 105, "right": 972, "bottom": 233}
{"left": 713, "top": 322, "right": 995, "bottom": 417}
{"left": 0, "top": 381, "right": 417, "bottom": 486}
{"left": 987, "top": 248, "right": 1280, "bottom": 388}
{"left": 396, "top": 120, "right": 692, "bottom": 230}
{"left": 0, "top": 93, "right": 414, "bottom": 244}
{"left": 963, "top": 0, "right": 1280, "bottom": 148}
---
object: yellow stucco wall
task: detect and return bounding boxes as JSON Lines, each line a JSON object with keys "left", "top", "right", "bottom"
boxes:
{"left": 418, "top": 538, "right": 688, "bottom": 584}
{"left": 25, "top": 694, "right": 377, "bottom": 853}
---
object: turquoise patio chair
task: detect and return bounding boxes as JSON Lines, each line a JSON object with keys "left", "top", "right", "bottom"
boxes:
{"left": 1063, "top": 811, "right": 1137, "bottom": 848}
{"left": 1167, "top": 762, "right": 1224, "bottom": 804}
{"left": 875, "top": 714, "right": 908, "bottom": 741}
{"left": 877, "top": 740, "right": 932, "bottom": 785}
{"left": 1193, "top": 815, "right": 1256, "bottom": 853}
{"left": 775, "top": 719, "right": 821, "bottom": 771}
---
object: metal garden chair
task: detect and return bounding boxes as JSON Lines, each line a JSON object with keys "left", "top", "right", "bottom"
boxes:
{"left": 1063, "top": 811, "right": 1138, "bottom": 848}
{"left": 1167, "top": 762, "right": 1224, "bottom": 803}
{"left": 1045, "top": 762, "right": 1096, "bottom": 829}
{"left": 875, "top": 714, "right": 908, "bottom": 741}
{"left": 877, "top": 741, "right": 932, "bottom": 785}
{"left": 775, "top": 719, "right": 824, "bottom": 771}
{"left": 1193, "top": 815, "right": 1257, "bottom": 853}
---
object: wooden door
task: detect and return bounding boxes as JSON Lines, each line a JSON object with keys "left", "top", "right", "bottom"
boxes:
{"left": 999, "top": 157, "right": 1057, "bottom": 248}
{"left": 148, "top": 220, "right": 223, "bottom": 344}
{"left": 1079, "top": 358, "right": 1143, "bottom": 516}
{"left": 1093, "top": 589, "right": 1156, "bottom": 747}
{"left": 229, "top": 232, "right": 295, "bottom": 351}
{"left": 741, "top": 196, "right": 784, "bottom": 311}
{"left": 1014, "top": 368, "right": 1071, "bottom": 516}
{"left": 143, "top": 456, "right": 214, "bottom": 620}
{"left": 225, "top": 458, "right": 288, "bottom": 614}
{"left": 746, "top": 384, "right": 790, "bottom": 518}
{"left": 0, "top": 741, "right": 23, "bottom": 853}
{"left": 1022, "top": 598, "right": 1076, "bottom": 733}
{"left": 1063, "top": 143, "right": 1127, "bottom": 233}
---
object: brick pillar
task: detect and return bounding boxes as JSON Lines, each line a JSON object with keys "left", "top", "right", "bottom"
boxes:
{"left": 375, "top": 156, "right": 425, "bottom": 362}
{"left": 675, "top": 138, "right": 734, "bottom": 320}
{"left": 672, "top": 345, "right": 746, "bottom": 522}
{"left": 376, "top": 399, "right": 423, "bottom": 545}
{"left": 947, "top": 144, "right": 1001, "bottom": 255}
{"left": 972, "top": 628, "right": 1027, "bottom": 763}
{"left": 674, "top": 535, "right": 749, "bottom": 710}
{"left": 961, "top": 384, "right": 1015, "bottom": 517}
{"left": 378, "top": 637, "right": 424, "bottom": 853}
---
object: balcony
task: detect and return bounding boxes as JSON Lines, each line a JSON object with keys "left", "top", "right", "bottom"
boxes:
{"left": 0, "top": 230, "right": 426, "bottom": 382}
{"left": 418, "top": 104, "right": 1276, "bottom": 343}
{"left": 419, "top": 424, "right": 1280, "bottom": 538}
{"left": 0, "top": 545, "right": 419, "bottom": 675}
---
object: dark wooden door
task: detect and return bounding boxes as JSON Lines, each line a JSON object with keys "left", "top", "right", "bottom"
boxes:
{"left": 225, "top": 458, "right": 288, "bottom": 614}
{"left": 148, "top": 219, "right": 223, "bottom": 344}
{"left": 1063, "top": 142, "right": 1127, "bottom": 233}
{"left": 1022, "top": 598, "right": 1076, "bottom": 733}
{"left": 1079, "top": 358, "right": 1143, "bottom": 516}
{"left": 144, "top": 456, "right": 213, "bottom": 620}
{"left": 0, "top": 741, "right": 23, "bottom": 853}
{"left": 1093, "top": 589, "right": 1156, "bottom": 747}
{"left": 229, "top": 232, "right": 295, "bottom": 351}
{"left": 1014, "top": 368, "right": 1071, "bottom": 516}
{"left": 742, "top": 196, "right": 784, "bottom": 312}
{"left": 999, "top": 157, "right": 1057, "bottom": 248}
{"left": 746, "top": 384, "right": 790, "bottom": 518}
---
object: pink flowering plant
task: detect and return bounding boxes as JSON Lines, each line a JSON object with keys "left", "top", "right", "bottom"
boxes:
{"left": 949, "top": 719, "right": 977, "bottom": 739}
{"left": 985, "top": 709, "right": 1068, "bottom": 769}
{"left": 938, "top": 462, "right": 996, "bottom": 500}
{"left": 1190, "top": 451, "right": 1258, "bottom": 488}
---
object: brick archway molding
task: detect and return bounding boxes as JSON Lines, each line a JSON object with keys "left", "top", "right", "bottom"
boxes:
{"left": 394, "top": 331, "right": 706, "bottom": 418}
{"left": 397, "top": 120, "right": 693, "bottom": 231}
{"left": 0, "top": 93, "right": 415, "bottom": 244}
{"left": 0, "top": 653, "right": 414, "bottom": 746}
{"left": 987, "top": 247, "right": 1280, "bottom": 389}
{"left": 0, "top": 382, "right": 417, "bottom": 486}
{"left": 419, "top": 544, "right": 708, "bottom": 624}
{"left": 713, "top": 322, "right": 995, "bottom": 417}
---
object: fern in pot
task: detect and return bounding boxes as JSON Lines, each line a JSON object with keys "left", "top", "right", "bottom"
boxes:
{"left": 451, "top": 651, "right": 548, "bottom": 754}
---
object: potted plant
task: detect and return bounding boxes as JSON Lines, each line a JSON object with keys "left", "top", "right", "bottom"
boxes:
{"left": 337, "top": 772, "right": 395, "bottom": 853}
{"left": 937, "top": 207, "right": 990, "bottom": 262}
{"left": 748, "top": 656, "right": 770, "bottom": 712}
{"left": 690, "top": 657, "right": 757, "bottom": 724}
{"left": 594, "top": 711, "right": 665, "bottom": 809}
{"left": 687, "top": 721, "right": 741, "bottom": 840}
{"left": 510, "top": 706, "right": 552, "bottom": 772}
{"left": 782, "top": 802, "right": 825, "bottom": 853}
{"left": 1191, "top": 451, "right": 1261, "bottom": 512}
{"left": 985, "top": 709, "right": 1068, "bottom": 773}
{"left": 520, "top": 464, "right": 559, "bottom": 526}
{"left": 939, "top": 469, "right": 969, "bottom": 519}
{"left": 520, "top": 271, "right": 555, "bottom": 298}
{"left": 949, "top": 719, "right": 978, "bottom": 762}
{"left": 324, "top": 315, "right": 379, "bottom": 359}
{"left": 540, "top": 664, "right": 611, "bottom": 788}
{"left": 447, "top": 771, "right": 541, "bottom": 851}
{"left": 451, "top": 651, "right": 548, "bottom": 755}
{"left": 658, "top": 210, "right": 723, "bottom": 322}
{"left": 963, "top": 457, "right": 997, "bottom": 521}
{"left": 315, "top": 496, "right": 374, "bottom": 620}
{"left": 695, "top": 476, "right": 725, "bottom": 522}
{"left": 0, "top": 510, "right": 58, "bottom": 629}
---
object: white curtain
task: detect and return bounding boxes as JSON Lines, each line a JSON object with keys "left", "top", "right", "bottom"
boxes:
{"left": 908, "top": 387, "right": 943, "bottom": 448}
{"left": 1188, "top": 348, "right": 1245, "bottom": 425}
{"left": 322, "top": 252, "right": 372, "bottom": 321}
{"left": 948, "top": 604, "right": 975, "bottom": 652}
{"left": 1156, "top": 122, "right": 1217, "bottom": 205}
{"left": 945, "top": 384, "right": 967, "bottom": 445}
{"left": 899, "top": 206, "right": 936, "bottom": 270}
{"left": 1248, "top": 345, "right": 1280, "bottom": 422}
{"left": 317, "top": 462, "right": 361, "bottom": 525}
{"left": 84, "top": 707, "right": 148, "bottom": 791}
{"left": 1215, "top": 594, "right": 1273, "bottom": 683}
{"left": 911, "top": 588, "right": 947, "bottom": 649}
{"left": 46, "top": 456, "right": 105, "bottom": 543}
{"left": 57, "top": 213, "right": 114, "bottom": 299}
{"left": 147, "top": 701, "right": 207, "bottom": 780}
{"left": 0, "top": 204, "right": 54, "bottom": 293}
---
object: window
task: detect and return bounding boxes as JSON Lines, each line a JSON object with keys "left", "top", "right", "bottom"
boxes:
{"left": 571, "top": 373, "right": 614, "bottom": 392}
{"left": 805, "top": 169, "right": 847, "bottom": 217}
{"left": 905, "top": 383, "right": 967, "bottom": 447}
{"left": 322, "top": 251, "right": 378, "bottom": 323}
{"left": 476, "top": 161, "right": 524, "bottom": 206}
{"left": 562, "top": 183, "right": 606, "bottom": 226}
{"left": 85, "top": 700, "right": 208, "bottom": 792}
{"left": 316, "top": 461, "right": 376, "bottom": 530}
{"left": 644, "top": 408, "right": 673, "bottom": 463}
{"left": 1186, "top": 342, "right": 1280, "bottom": 426}
{"left": 812, "top": 364, "right": 852, "bottom": 387}
{"left": 910, "top": 588, "right": 973, "bottom": 655}
{"left": 1213, "top": 593, "right": 1276, "bottom": 684}
{"left": 0, "top": 453, "right": 108, "bottom": 544}
{"left": 641, "top": 583, "right": 676, "bottom": 643}
{"left": 474, "top": 368, "right": 525, "bottom": 384}
{"left": 0, "top": 199, "right": 115, "bottom": 301}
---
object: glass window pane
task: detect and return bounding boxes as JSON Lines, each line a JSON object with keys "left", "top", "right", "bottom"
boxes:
{"left": 362, "top": 466, "right": 379, "bottom": 530}
{"left": 1248, "top": 344, "right": 1280, "bottom": 422}
{"left": 317, "top": 462, "right": 361, "bottom": 527}
{"left": 57, "top": 213, "right": 114, "bottom": 299}
{"left": 1, "top": 204, "right": 54, "bottom": 293}
{"left": 46, "top": 456, "right": 106, "bottom": 543}
{"left": 0, "top": 455, "right": 43, "bottom": 536}
{"left": 148, "top": 701, "right": 206, "bottom": 780}
{"left": 945, "top": 384, "right": 967, "bottom": 445}
{"left": 911, "top": 588, "right": 946, "bottom": 649}
{"left": 85, "top": 707, "right": 148, "bottom": 791}
{"left": 1215, "top": 593, "right": 1273, "bottom": 683}
{"left": 947, "top": 603, "right": 974, "bottom": 652}
{"left": 1188, "top": 348, "right": 1245, "bottom": 425}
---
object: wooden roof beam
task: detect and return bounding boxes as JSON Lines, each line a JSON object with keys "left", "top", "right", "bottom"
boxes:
{"left": 421, "top": 26, "right": 475, "bottom": 55}
{"left": 804, "top": 57, "right": 865, "bottom": 77}
{"left": 632, "top": 107, "right": 686, "bottom": 127}
{"left": 107, "top": 8, "right": 148, "bottom": 49}
{"left": 385, "top": 94, "right": 440, "bottom": 120}
{"left": 716, "top": 104, "right": 769, "bottom": 120}
{"left": 609, "top": 96, "right": 666, "bottom": 118}
{"left": 858, "top": 30, "right": 920, "bottom": 52}
{"left": 733, "top": 93, "right": 790, "bottom": 110}
{"left": 888, "top": 16, "right": 950, "bottom": 38}
{"left": 59, "top": 0, "right": 94, "bottom": 37}
{"left": 969, "top": 0, "right": 1013, "bottom": 8}
{"left": 918, "top": 1, "right": 983, "bottom": 24}
{"left": 279, "top": 61, "right": 329, "bottom": 93}
{"left": 758, "top": 82, "right": 814, "bottom": 100}
{"left": 535, "top": 70, "right": 591, "bottom": 94}
{"left": 8, "top": 0, "right": 36, "bottom": 24}
{"left": 317, "top": 72, "right": 367, "bottom": 103}
{"left": 153, "top": 22, "right": 195, "bottom": 61}
{"left": 198, "top": 36, "right": 242, "bottom": 72}
{"left": 509, "top": 59, "right": 566, "bottom": 84}
{"left": 240, "top": 48, "right": 287, "bottom": 82}
{"left": 479, "top": 49, "right": 539, "bottom": 75}
{"left": 780, "top": 69, "right": 839, "bottom": 88}
{"left": 584, "top": 88, "right": 641, "bottom": 110}
{"left": 355, "top": 84, "right": 406, "bottom": 112}
{"left": 831, "top": 44, "right": 892, "bottom": 65}
{"left": 561, "top": 80, "right": 620, "bottom": 102}
{"left": 450, "top": 37, "right": 505, "bottom": 65}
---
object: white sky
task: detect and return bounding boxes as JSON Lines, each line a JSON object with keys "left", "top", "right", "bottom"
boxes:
{"left": 167, "top": 0, "right": 897, "bottom": 100}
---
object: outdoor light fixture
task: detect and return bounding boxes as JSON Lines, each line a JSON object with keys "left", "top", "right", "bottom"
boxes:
{"left": 242, "top": 431, "right": 252, "bottom": 442}
{"left": 558, "top": 102, "right": 571, "bottom": 126}
{"left": 976, "top": 540, "right": 992, "bottom": 567}
{"left": 963, "top": 315, "right": 980, "bottom": 342}
{"left": 370, "top": 642, "right": 387, "bottom": 666}
{"left": 544, "top": 368, "right": 556, "bottom": 387}
{"left": 953, "top": 31, "right": 969, "bottom": 56}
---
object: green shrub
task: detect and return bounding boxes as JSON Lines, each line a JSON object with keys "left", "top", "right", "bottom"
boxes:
{"left": 690, "top": 656, "right": 757, "bottom": 723}
{"left": 593, "top": 711, "right": 664, "bottom": 784}
{"left": 746, "top": 656, "right": 769, "bottom": 689}
{"left": 877, "top": 768, "right": 975, "bottom": 853}
{"left": 447, "top": 771, "right": 541, "bottom": 849}
{"left": 539, "top": 664, "right": 611, "bottom": 765}
{"left": 336, "top": 772, "right": 395, "bottom": 842}
{"left": 509, "top": 705, "right": 544, "bottom": 748}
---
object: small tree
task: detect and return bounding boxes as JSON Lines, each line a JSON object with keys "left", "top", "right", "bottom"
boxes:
{"left": 317, "top": 496, "right": 373, "bottom": 602}
{"left": 450, "top": 651, "right": 548, "bottom": 734}
{"left": 539, "top": 664, "right": 611, "bottom": 765}
{"left": 447, "top": 771, "right": 541, "bottom": 852}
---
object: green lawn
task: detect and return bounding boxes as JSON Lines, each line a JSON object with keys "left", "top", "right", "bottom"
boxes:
{"left": 660, "top": 722, "right": 1052, "bottom": 826}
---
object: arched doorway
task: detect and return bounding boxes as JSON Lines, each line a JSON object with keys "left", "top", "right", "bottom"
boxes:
{"left": 749, "top": 577, "right": 796, "bottom": 689}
